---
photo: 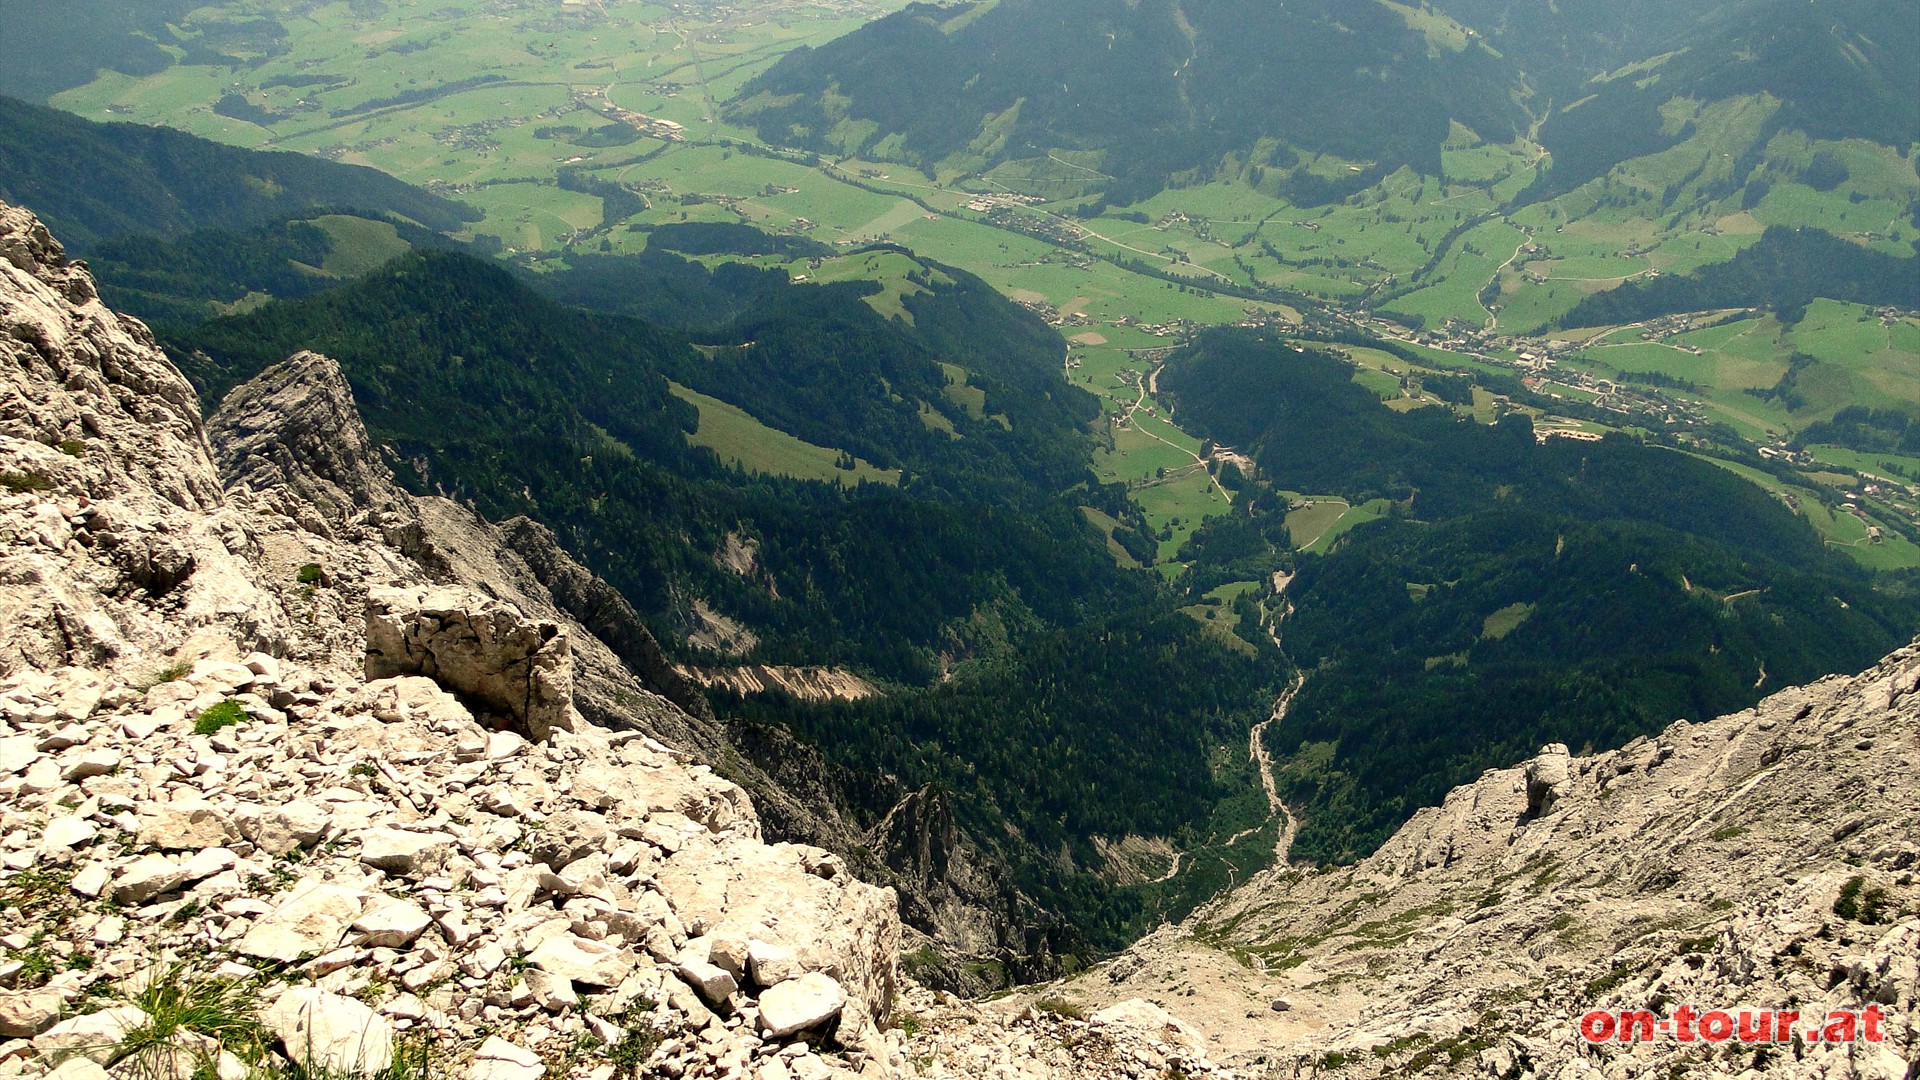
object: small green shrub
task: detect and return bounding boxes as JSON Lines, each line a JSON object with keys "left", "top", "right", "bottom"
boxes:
{"left": 193, "top": 702, "right": 248, "bottom": 737}
{"left": 0, "top": 471, "right": 52, "bottom": 494}
{"left": 1032, "top": 995, "right": 1087, "bottom": 1021}
{"left": 4, "top": 939, "right": 56, "bottom": 989}
{"left": 58, "top": 439, "right": 87, "bottom": 457}
{"left": 111, "top": 963, "right": 269, "bottom": 1080}
{"left": 296, "top": 563, "right": 325, "bottom": 585}
{"left": 900, "top": 944, "right": 943, "bottom": 980}
{"left": 1833, "top": 875, "right": 1890, "bottom": 924}
{"left": 587, "top": 1001, "right": 662, "bottom": 1080}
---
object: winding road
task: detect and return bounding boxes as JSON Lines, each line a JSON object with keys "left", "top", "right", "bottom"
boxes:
{"left": 1119, "top": 363, "right": 1231, "bottom": 500}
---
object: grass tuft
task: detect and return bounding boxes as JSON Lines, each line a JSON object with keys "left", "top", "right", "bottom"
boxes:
{"left": 135, "top": 662, "right": 193, "bottom": 693}
{"left": 1, "top": 471, "right": 53, "bottom": 494}
{"left": 193, "top": 701, "right": 248, "bottom": 736}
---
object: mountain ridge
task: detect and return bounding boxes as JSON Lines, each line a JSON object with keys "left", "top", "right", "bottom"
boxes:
{"left": 0, "top": 95, "right": 476, "bottom": 251}
{"left": 729, "top": 0, "right": 1532, "bottom": 199}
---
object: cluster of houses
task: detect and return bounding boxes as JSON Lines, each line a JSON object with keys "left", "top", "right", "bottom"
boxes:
{"left": 963, "top": 192, "right": 1046, "bottom": 213}
{"left": 597, "top": 99, "right": 687, "bottom": 140}
{"left": 978, "top": 204, "right": 1085, "bottom": 247}
{"left": 1013, "top": 297, "right": 1104, "bottom": 332}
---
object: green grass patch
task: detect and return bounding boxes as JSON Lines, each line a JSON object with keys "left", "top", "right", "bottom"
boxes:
{"left": 669, "top": 382, "right": 901, "bottom": 487}
{"left": 1283, "top": 499, "right": 1350, "bottom": 550}
{"left": 1079, "top": 506, "right": 1142, "bottom": 569}
{"left": 307, "top": 215, "right": 413, "bottom": 277}
{"left": 193, "top": 701, "right": 248, "bottom": 736}
{"left": 1480, "top": 602, "right": 1534, "bottom": 640}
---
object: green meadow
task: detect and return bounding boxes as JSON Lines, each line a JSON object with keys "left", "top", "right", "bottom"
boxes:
{"left": 669, "top": 383, "right": 900, "bottom": 488}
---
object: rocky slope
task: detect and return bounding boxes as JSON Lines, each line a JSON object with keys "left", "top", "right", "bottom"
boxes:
{"left": 200, "top": 352, "right": 1034, "bottom": 995}
{"left": 0, "top": 199, "right": 909, "bottom": 1078}
{"left": 897, "top": 651, "right": 1918, "bottom": 1077}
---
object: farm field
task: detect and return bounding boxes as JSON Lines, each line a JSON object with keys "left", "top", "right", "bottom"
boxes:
{"left": 1696, "top": 455, "right": 1920, "bottom": 570}
{"left": 48, "top": 1, "right": 1919, "bottom": 349}
{"left": 1563, "top": 301, "right": 1920, "bottom": 439}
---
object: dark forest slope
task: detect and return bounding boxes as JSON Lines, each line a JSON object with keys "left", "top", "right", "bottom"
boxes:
{"left": 731, "top": 0, "right": 1529, "bottom": 199}
{"left": 0, "top": 96, "right": 475, "bottom": 250}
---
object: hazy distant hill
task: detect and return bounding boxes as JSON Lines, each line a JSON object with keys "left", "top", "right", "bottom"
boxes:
{"left": 1426, "top": 0, "right": 1747, "bottom": 92}
{"left": 1527, "top": 0, "right": 1920, "bottom": 199}
{"left": 0, "top": 95, "right": 476, "bottom": 250}
{"left": 735, "top": 0, "right": 1916, "bottom": 213}
{"left": 0, "top": 0, "right": 201, "bottom": 102}
{"left": 730, "top": 0, "right": 1530, "bottom": 199}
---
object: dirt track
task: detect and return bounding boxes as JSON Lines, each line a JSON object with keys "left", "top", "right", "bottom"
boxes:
{"left": 1249, "top": 673, "right": 1305, "bottom": 863}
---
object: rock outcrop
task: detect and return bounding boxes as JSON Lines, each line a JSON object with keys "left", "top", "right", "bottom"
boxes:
{"left": 364, "top": 585, "right": 574, "bottom": 741}
{"left": 674, "top": 665, "right": 876, "bottom": 704}
{"left": 0, "top": 201, "right": 904, "bottom": 1080}
{"left": 866, "top": 788, "right": 1054, "bottom": 996}
{"left": 0, "top": 203, "right": 286, "bottom": 673}
{"left": 208, "top": 350, "right": 407, "bottom": 532}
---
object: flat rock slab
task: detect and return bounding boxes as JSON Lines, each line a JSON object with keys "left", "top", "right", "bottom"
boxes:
{"left": 757, "top": 973, "right": 846, "bottom": 1038}
{"left": 264, "top": 987, "right": 394, "bottom": 1076}
{"left": 524, "top": 933, "right": 635, "bottom": 988}
{"left": 238, "top": 883, "right": 369, "bottom": 962}
{"left": 468, "top": 1036, "right": 544, "bottom": 1080}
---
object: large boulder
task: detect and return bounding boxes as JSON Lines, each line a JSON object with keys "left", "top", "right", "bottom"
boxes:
{"left": 110, "top": 854, "right": 190, "bottom": 905}
{"left": 1089, "top": 999, "right": 1208, "bottom": 1059}
{"left": 756, "top": 973, "right": 847, "bottom": 1037}
{"left": 364, "top": 586, "right": 573, "bottom": 740}
{"left": 0, "top": 988, "right": 65, "bottom": 1038}
{"left": 33, "top": 1007, "right": 147, "bottom": 1064}
{"left": 1523, "top": 742, "right": 1573, "bottom": 819}
{"left": 237, "top": 882, "right": 369, "bottom": 962}
{"left": 263, "top": 988, "right": 393, "bottom": 1076}
{"left": 523, "top": 934, "right": 636, "bottom": 988}
{"left": 467, "top": 1037, "right": 544, "bottom": 1080}
{"left": 356, "top": 828, "right": 458, "bottom": 878}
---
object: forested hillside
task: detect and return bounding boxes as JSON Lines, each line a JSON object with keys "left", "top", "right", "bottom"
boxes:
{"left": 169, "top": 248, "right": 1285, "bottom": 960}
{"left": 1421, "top": 0, "right": 1747, "bottom": 90}
{"left": 1558, "top": 225, "right": 1920, "bottom": 328}
{"left": 1524, "top": 0, "right": 1919, "bottom": 200}
{"left": 1161, "top": 329, "right": 1920, "bottom": 860}
{"left": 84, "top": 212, "right": 476, "bottom": 327}
{"left": 731, "top": 0, "right": 1527, "bottom": 199}
{"left": 0, "top": 95, "right": 475, "bottom": 250}
{"left": 0, "top": 0, "right": 201, "bottom": 102}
